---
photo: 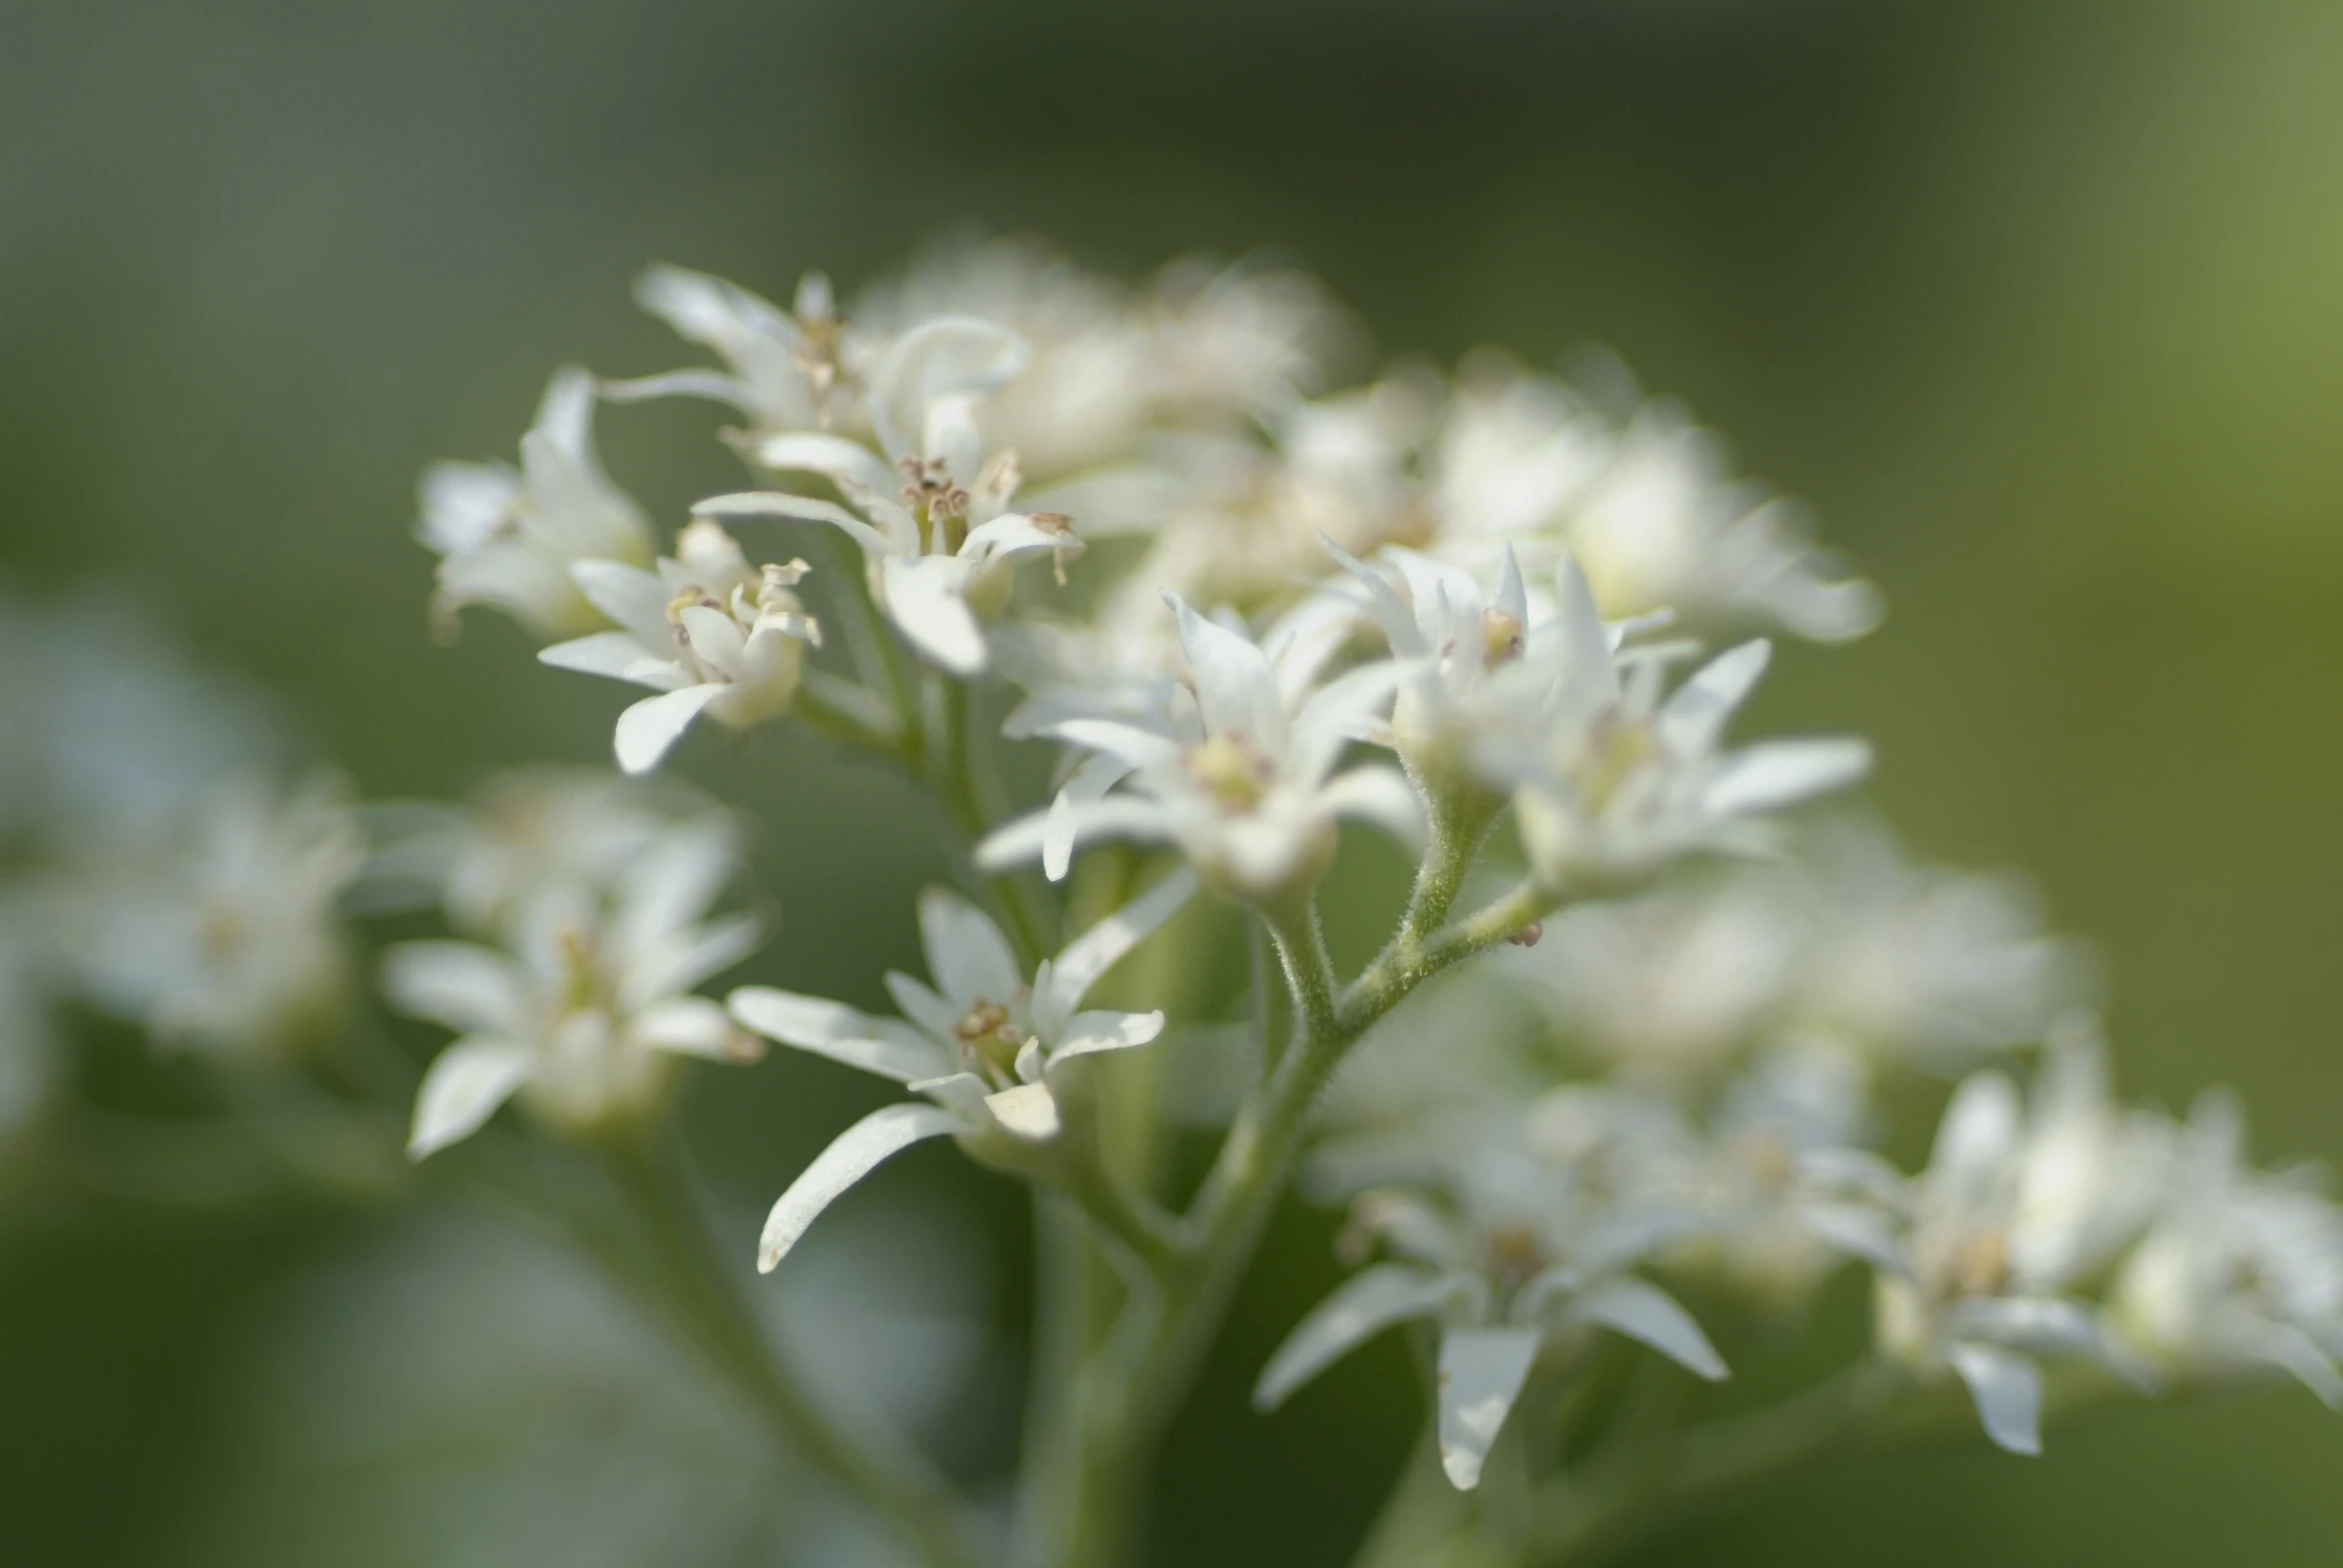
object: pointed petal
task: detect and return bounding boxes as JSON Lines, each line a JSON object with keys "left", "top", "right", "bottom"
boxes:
{"left": 1046, "top": 752, "right": 1136, "bottom": 882}
{"left": 538, "top": 631, "right": 676, "bottom": 687}
{"left": 1947, "top": 1341, "right": 2044, "bottom": 1456}
{"left": 758, "top": 1104, "right": 958, "bottom": 1270}
{"left": 727, "top": 987, "right": 951, "bottom": 1082}
{"left": 882, "top": 554, "right": 989, "bottom": 676}
{"left": 694, "top": 491, "right": 898, "bottom": 557}
{"left": 635, "top": 996, "right": 749, "bottom": 1060}
{"left": 884, "top": 971, "right": 964, "bottom": 1045}
{"left": 613, "top": 685, "right": 729, "bottom": 774}
{"left": 1659, "top": 640, "right": 1772, "bottom": 756}
{"left": 1317, "top": 765, "right": 1425, "bottom": 846}
{"left": 1049, "top": 1010, "right": 1165, "bottom": 1063}
{"left": 381, "top": 942, "right": 531, "bottom": 1037}
{"left": 1036, "top": 867, "right": 1198, "bottom": 1033}
{"left": 1319, "top": 536, "right": 1426, "bottom": 656}
{"left": 407, "top": 1037, "right": 534, "bottom": 1159}
{"left": 975, "top": 797, "right": 1175, "bottom": 873}
{"left": 1168, "top": 593, "right": 1284, "bottom": 752}
{"left": 1253, "top": 1264, "right": 1464, "bottom": 1411}
{"left": 1700, "top": 739, "right": 1872, "bottom": 820}
{"left": 1437, "top": 1327, "right": 1543, "bottom": 1490}
{"left": 752, "top": 432, "right": 898, "bottom": 498}
{"left": 917, "top": 887, "right": 1024, "bottom": 1007}
{"left": 1563, "top": 1277, "right": 1728, "bottom": 1381}
{"left": 571, "top": 560, "right": 673, "bottom": 645}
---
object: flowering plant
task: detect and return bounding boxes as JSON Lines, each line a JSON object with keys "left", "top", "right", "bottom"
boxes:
{"left": 5, "top": 238, "right": 2336, "bottom": 1568}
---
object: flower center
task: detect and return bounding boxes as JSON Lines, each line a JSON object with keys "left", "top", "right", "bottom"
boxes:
{"left": 1480, "top": 608, "right": 1525, "bottom": 668}
{"left": 1941, "top": 1227, "right": 2012, "bottom": 1299}
{"left": 951, "top": 998, "right": 1028, "bottom": 1084}
{"left": 900, "top": 456, "right": 971, "bottom": 552}
{"left": 1480, "top": 1223, "right": 1550, "bottom": 1289}
{"left": 1183, "top": 731, "right": 1275, "bottom": 814}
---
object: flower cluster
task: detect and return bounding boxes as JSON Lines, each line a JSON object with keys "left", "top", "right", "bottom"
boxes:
{"left": 4, "top": 233, "right": 2332, "bottom": 1568}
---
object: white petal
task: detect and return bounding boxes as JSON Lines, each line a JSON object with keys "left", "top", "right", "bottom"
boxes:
{"left": 2253, "top": 1323, "right": 2343, "bottom": 1409}
{"left": 727, "top": 987, "right": 951, "bottom": 1082}
{"left": 1045, "top": 752, "right": 1136, "bottom": 882}
{"left": 407, "top": 1037, "right": 534, "bottom": 1159}
{"left": 983, "top": 1081, "right": 1062, "bottom": 1142}
{"left": 626, "top": 910, "right": 764, "bottom": 1003}
{"left": 959, "top": 511, "right": 1083, "bottom": 564}
{"left": 612, "top": 815, "right": 741, "bottom": 952}
{"left": 1947, "top": 1341, "right": 2043, "bottom": 1456}
{"left": 868, "top": 316, "right": 1031, "bottom": 460}
{"left": 570, "top": 560, "right": 673, "bottom": 645}
{"left": 1796, "top": 1199, "right": 1908, "bottom": 1273}
{"left": 694, "top": 490, "right": 898, "bottom": 558}
{"left": 1659, "top": 639, "right": 1771, "bottom": 756}
{"left": 381, "top": 942, "right": 530, "bottom": 1037}
{"left": 752, "top": 432, "right": 899, "bottom": 498}
{"left": 883, "top": 971, "right": 964, "bottom": 1045}
{"left": 678, "top": 605, "right": 748, "bottom": 679}
{"left": 1318, "top": 537, "right": 1426, "bottom": 657}
{"left": 975, "top": 797, "right": 1175, "bottom": 873}
{"left": 1049, "top": 1010, "right": 1164, "bottom": 1064}
{"left": 1168, "top": 594, "right": 1284, "bottom": 753}
{"left": 1289, "top": 661, "right": 1404, "bottom": 786}
{"left": 1036, "top": 867, "right": 1198, "bottom": 1034}
{"left": 1437, "top": 1327, "right": 1543, "bottom": 1490}
{"left": 1317, "top": 765, "right": 1426, "bottom": 846}
{"left": 538, "top": 631, "right": 674, "bottom": 687}
{"left": 635, "top": 996, "right": 745, "bottom": 1060}
{"left": 1562, "top": 1277, "right": 1728, "bottom": 1381}
{"left": 758, "top": 1104, "right": 957, "bottom": 1270}
{"left": 917, "top": 887, "right": 1024, "bottom": 1007}
{"left": 613, "top": 685, "right": 729, "bottom": 774}
{"left": 1700, "top": 739, "right": 1872, "bottom": 820}
{"left": 1933, "top": 1071, "right": 2022, "bottom": 1204}
{"left": 1253, "top": 1264, "right": 1464, "bottom": 1412}
{"left": 1041, "top": 720, "right": 1183, "bottom": 774}
{"left": 1940, "top": 1295, "right": 2102, "bottom": 1357}
{"left": 882, "top": 554, "right": 989, "bottom": 676}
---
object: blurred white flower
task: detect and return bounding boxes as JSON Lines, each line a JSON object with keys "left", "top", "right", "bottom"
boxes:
{"left": 731, "top": 870, "right": 1195, "bottom": 1270}
{"left": 1779, "top": 818, "right": 2088, "bottom": 1071}
{"left": 1429, "top": 355, "right": 1882, "bottom": 642}
{"left": 418, "top": 368, "right": 655, "bottom": 640}
{"left": 69, "top": 773, "right": 364, "bottom": 1063}
{"left": 369, "top": 768, "right": 715, "bottom": 944}
{"left": 538, "top": 519, "right": 820, "bottom": 774}
{"left": 185, "top": 1207, "right": 983, "bottom": 1568}
{"left": 0, "top": 583, "right": 282, "bottom": 855}
{"left": 1474, "top": 560, "right": 1871, "bottom": 890}
{"left": 1502, "top": 873, "right": 1800, "bottom": 1081}
{"left": 978, "top": 596, "right": 1418, "bottom": 906}
{"left": 1262, "top": 1105, "right": 1726, "bottom": 1490}
{"left": 1834, "top": 1029, "right": 2166, "bottom": 1454}
{"left": 386, "top": 812, "right": 762, "bottom": 1157}
{"left": 2110, "top": 1091, "right": 2343, "bottom": 1406}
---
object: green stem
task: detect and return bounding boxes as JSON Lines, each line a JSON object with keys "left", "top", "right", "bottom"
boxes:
{"left": 596, "top": 1131, "right": 984, "bottom": 1568}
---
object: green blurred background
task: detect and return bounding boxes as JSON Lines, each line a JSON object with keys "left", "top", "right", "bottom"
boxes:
{"left": 5, "top": 0, "right": 2342, "bottom": 1562}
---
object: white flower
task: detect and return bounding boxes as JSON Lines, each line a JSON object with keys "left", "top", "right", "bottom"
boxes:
{"left": 386, "top": 812, "right": 763, "bottom": 1158}
{"left": 370, "top": 767, "right": 715, "bottom": 943}
{"left": 1428, "top": 357, "right": 1882, "bottom": 642}
{"left": 696, "top": 315, "right": 1085, "bottom": 678}
{"left": 1260, "top": 1107, "right": 1727, "bottom": 1491}
{"left": 537, "top": 519, "right": 819, "bottom": 774}
{"left": 2110, "top": 1092, "right": 2343, "bottom": 1406}
{"left": 1475, "top": 558, "right": 1872, "bottom": 890}
{"left": 69, "top": 773, "right": 363, "bottom": 1063}
{"left": 1501, "top": 872, "right": 1801, "bottom": 1081}
{"left": 977, "top": 596, "right": 1420, "bottom": 906}
{"left": 1778, "top": 818, "right": 2088, "bottom": 1072}
{"left": 603, "top": 264, "right": 858, "bottom": 437}
{"left": 417, "top": 367, "right": 654, "bottom": 639}
{"left": 729, "top": 870, "right": 1195, "bottom": 1271}
{"left": 0, "top": 583, "right": 282, "bottom": 855}
{"left": 1829, "top": 1029, "right": 2167, "bottom": 1454}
